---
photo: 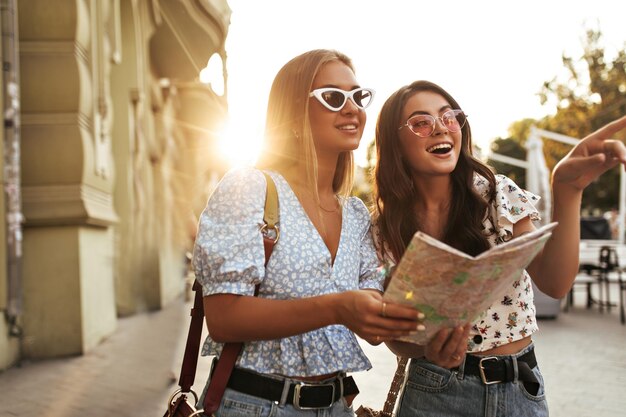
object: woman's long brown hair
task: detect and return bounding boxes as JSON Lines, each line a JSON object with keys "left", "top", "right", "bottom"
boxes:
{"left": 373, "top": 80, "right": 496, "bottom": 262}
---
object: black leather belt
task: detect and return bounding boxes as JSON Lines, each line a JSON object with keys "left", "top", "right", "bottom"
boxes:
{"left": 461, "top": 349, "right": 539, "bottom": 395}
{"left": 225, "top": 367, "right": 359, "bottom": 409}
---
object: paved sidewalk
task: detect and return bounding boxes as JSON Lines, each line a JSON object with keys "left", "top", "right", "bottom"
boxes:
{"left": 0, "top": 287, "right": 625, "bottom": 417}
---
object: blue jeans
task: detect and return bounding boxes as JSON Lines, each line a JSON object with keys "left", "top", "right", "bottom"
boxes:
{"left": 396, "top": 344, "right": 548, "bottom": 417}
{"left": 196, "top": 376, "right": 355, "bottom": 417}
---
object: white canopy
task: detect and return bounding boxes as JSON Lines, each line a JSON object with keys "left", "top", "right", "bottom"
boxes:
{"left": 525, "top": 128, "right": 552, "bottom": 225}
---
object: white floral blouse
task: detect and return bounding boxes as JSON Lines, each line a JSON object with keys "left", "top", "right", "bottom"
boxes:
{"left": 469, "top": 174, "right": 541, "bottom": 352}
{"left": 193, "top": 167, "right": 384, "bottom": 376}
{"left": 374, "top": 174, "right": 541, "bottom": 353}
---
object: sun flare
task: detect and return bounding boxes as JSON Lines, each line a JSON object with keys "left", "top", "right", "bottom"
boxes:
{"left": 217, "top": 118, "right": 263, "bottom": 167}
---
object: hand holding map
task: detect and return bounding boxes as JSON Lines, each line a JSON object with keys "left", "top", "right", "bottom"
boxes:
{"left": 383, "top": 222, "right": 558, "bottom": 345}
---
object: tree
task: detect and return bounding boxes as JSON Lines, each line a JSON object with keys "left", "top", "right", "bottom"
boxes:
{"left": 351, "top": 140, "right": 377, "bottom": 206}
{"left": 499, "top": 27, "right": 625, "bottom": 212}
{"left": 487, "top": 118, "right": 540, "bottom": 188}
{"left": 488, "top": 136, "right": 527, "bottom": 188}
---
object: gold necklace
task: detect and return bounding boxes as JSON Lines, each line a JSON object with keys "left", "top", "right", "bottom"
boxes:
{"left": 319, "top": 204, "right": 339, "bottom": 213}
{"left": 319, "top": 197, "right": 340, "bottom": 213}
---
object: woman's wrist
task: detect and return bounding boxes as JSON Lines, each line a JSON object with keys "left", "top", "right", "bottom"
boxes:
{"left": 321, "top": 292, "right": 345, "bottom": 326}
{"left": 551, "top": 182, "right": 583, "bottom": 218}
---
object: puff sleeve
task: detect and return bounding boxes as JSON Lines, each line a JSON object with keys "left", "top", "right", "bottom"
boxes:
{"left": 192, "top": 167, "right": 267, "bottom": 297}
{"left": 491, "top": 174, "right": 541, "bottom": 242}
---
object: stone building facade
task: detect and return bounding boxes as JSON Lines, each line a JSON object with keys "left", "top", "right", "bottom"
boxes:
{"left": 0, "top": 0, "right": 231, "bottom": 369}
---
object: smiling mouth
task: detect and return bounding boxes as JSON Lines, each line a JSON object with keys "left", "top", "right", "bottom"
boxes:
{"left": 338, "top": 124, "right": 357, "bottom": 131}
{"left": 427, "top": 143, "right": 453, "bottom": 154}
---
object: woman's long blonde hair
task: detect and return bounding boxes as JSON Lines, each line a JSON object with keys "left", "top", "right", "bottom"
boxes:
{"left": 256, "top": 49, "right": 355, "bottom": 198}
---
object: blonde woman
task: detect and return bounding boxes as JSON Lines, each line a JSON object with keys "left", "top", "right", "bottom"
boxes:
{"left": 193, "top": 49, "right": 421, "bottom": 416}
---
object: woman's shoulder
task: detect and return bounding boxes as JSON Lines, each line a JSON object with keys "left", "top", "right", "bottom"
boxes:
{"left": 220, "top": 166, "right": 266, "bottom": 185}
{"left": 213, "top": 166, "right": 269, "bottom": 196}
{"left": 488, "top": 173, "right": 541, "bottom": 234}
{"left": 207, "top": 166, "right": 269, "bottom": 212}
{"left": 494, "top": 174, "right": 520, "bottom": 190}
{"left": 491, "top": 174, "right": 541, "bottom": 203}
{"left": 344, "top": 195, "right": 372, "bottom": 221}
{"left": 473, "top": 173, "right": 533, "bottom": 197}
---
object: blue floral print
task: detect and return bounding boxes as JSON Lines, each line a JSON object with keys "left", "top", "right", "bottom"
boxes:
{"left": 193, "top": 167, "right": 384, "bottom": 376}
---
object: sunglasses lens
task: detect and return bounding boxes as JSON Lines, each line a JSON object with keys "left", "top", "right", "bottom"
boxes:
{"left": 321, "top": 91, "right": 346, "bottom": 110}
{"left": 402, "top": 110, "right": 466, "bottom": 136}
{"left": 442, "top": 110, "right": 463, "bottom": 132}
{"left": 407, "top": 116, "right": 434, "bottom": 137}
{"left": 455, "top": 111, "right": 467, "bottom": 129}
{"left": 353, "top": 89, "right": 373, "bottom": 109}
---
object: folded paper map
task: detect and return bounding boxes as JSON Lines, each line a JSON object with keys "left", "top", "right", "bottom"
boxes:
{"left": 383, "top": 222, "right": 558, "bottom": 345}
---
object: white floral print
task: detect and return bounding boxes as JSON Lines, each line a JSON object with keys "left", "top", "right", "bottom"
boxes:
{"left": 470, "top": 174, "right": 541, "bottom": 352}
{"left": 372, "top": 174, "right": 541, "bottom": 353}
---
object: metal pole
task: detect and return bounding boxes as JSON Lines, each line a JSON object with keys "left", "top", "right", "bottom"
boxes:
{"left": 617, "top": 166, "right": 626, "bottom": 245}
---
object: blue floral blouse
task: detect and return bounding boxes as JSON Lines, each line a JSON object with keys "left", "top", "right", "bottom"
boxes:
{"left": 193, "top": 167, "right": 384, "bottom": 376}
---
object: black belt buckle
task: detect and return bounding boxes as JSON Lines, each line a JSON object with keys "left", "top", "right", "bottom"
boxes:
{"left": 293, "top": 382, "right": 336, "bottom": 410}
{"left": 478, "top": 357, "right": 502, "bottom": 385}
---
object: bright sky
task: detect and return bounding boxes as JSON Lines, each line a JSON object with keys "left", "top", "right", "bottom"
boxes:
{"left": 214, "top": 0, "right": 625, "bottom": 167}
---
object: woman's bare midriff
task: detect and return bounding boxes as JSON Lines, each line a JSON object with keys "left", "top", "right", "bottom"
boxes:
{"left": 471, "top": 335, "right": 532, "bottom": 356}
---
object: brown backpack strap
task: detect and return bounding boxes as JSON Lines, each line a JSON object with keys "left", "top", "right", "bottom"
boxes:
{"left": 201, "top": 172, "right": 279, "bottom": 414}
{"left": 381, "top": 357, "right": 408, "bottom": 416}
{"left": 356, "top": 356, "right": 408, "bottom": 417}
{"left": 177, "top": 280, "right": 207, "bottom": 392}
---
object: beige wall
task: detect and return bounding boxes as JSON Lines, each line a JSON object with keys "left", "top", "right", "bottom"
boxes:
{"left": 21, "top": 226, "right": 116, "bottom": 357}
{"left": 79, "top": 227, "right": 117, "bottom": 351}
{"left": 0, "top": 0, "right": 230, "bottom": 369}
{"left": 18, "top": 0, "right": 118, "bottom": 360}
{"left": 109, "top": 0, "right": 147, "bottom": 315}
